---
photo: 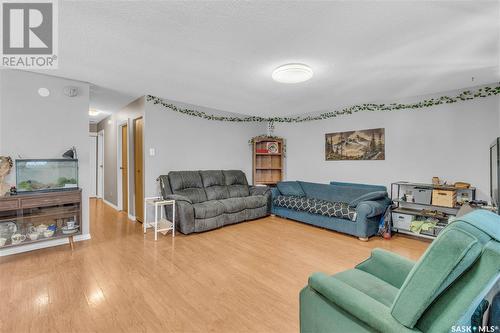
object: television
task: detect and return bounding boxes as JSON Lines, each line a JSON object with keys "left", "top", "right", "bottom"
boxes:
{"left": 16, "top": 159, "right": 79, "bottom": 193}
{"left": 490, "top": 138, "right": 499, "bottom": 214}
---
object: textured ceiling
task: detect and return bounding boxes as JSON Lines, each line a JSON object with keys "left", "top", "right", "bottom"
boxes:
{"left": 88, "top": 85, "right": 134, "bottom": 122}
{"left": 39, "top": 1, "right": 500, "bottom": 116}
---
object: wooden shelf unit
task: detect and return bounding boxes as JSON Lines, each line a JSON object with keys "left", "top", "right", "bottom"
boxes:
{"left": 0, "top": 189, "right": 82, "bottom": 250}
{"left": 252, "top": 137, "right": 284, "bottom": 186}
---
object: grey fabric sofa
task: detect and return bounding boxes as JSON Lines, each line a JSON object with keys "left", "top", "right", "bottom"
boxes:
{"left": 158, "top": 170, "right": 271, "bottom": 234}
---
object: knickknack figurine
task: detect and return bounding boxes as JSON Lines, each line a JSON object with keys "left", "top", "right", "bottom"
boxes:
{"left": 0, "top": 156, "right": 13, "bottom": 196}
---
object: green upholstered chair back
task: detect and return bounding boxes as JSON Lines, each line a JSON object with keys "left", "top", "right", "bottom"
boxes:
{"left": 391, "top": 210, "right": 500, "bottom": 330}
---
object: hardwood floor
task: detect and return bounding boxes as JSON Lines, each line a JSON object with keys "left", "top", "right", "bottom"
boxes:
{"left": 0, "top": 199, "right": 429, "bottom": 333}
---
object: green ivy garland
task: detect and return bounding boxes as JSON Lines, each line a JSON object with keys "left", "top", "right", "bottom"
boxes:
{"left": 146, "top": 84, "right": 500, "bottom": 123}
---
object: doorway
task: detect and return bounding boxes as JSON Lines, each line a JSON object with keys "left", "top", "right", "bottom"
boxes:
{"left": 120, "top": 124, "right": 129, "bottom": 213}
{"left": 97, "top": 130, "right": 104, "bottom": 199}
{"left": 133, "top": 117, "right": 144, "bottom": 222}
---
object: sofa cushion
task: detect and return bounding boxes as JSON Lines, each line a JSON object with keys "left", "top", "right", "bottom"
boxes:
{"left": 331, "top": 181, "right": 388, "bottom": 203}
{"left": 246, "top": 205, "right": 267, "bottom": 220}
{"left": 277, "top": 181, "right": 305, "bottom": 197}
{"left": 194, "top": 215, "right": 224, "bottom": 232}
{"left": 169, "top": 171, "right": 208, "bottom": 203}
{"left": 349, "top": 191, "right": 388, "bottom": 207}
{"left": 223, "top": 170, "right": 250, "bottom": 197}
{"left": 307, "top": 198, "right": 356, "bottom": 220}
{"left": 227, "top": 185, "right": 249, "bottom": 198}
{"left": 218, "top": 198, "right": 246, "bottom": 213}
{"left": 200, "top": 170, "right": 225, "bottom": 187}
{"left": 299, "top": 181, "right": 387, "bottom": 204}
{"left": 175, "top": 188, "right": 208, "bottom": 204}
{"left": 200, "top": 170, "right": 230, "bottom": 200}
{"left": 205, "top": 186, "right": 229, "bottom": 201}
{"left": 298, "top": 181, "right": 347, "bottom": 203}
{"left": 330, "top": 181, "right": 387, "bottom": 192}
{"left": 169, "top": 170, "right": 203, "bottom": 190}
{"left": 334, "top": 269, "right": 400, "bottom": 307}
{"left": 274, "top": 195, "right": 311, "bottom": 212}
{"left": 193, "top": 201, "right": 225, "bottom": 219}
{"left": 391, "top": 223, "right": 484, "bottom": 327}
{"left": 273, "top": 196, "right": 356, "bottom": 221}
{"left": 244, "top": 195, "right": 267, "bottom": 209}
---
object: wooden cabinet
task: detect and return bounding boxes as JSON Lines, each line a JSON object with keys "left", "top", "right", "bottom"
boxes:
{"left": 252, "top": 137, "right": 284, "bottom": 186}
{"left": 0, "top": 189, "right": 82, "bottom": 250}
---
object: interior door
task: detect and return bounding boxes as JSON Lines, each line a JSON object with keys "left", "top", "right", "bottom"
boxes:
{"left": 133, "top": 118, "right": 144, "bottom": 222}
{"left": 89, "top": 135, "right": 97, "bottom": 197}
{"left": 121, "top": 124, "right": 128, "bottom": 213}
{"left": 97, "top": 131, "right": 104, "bottom": 199}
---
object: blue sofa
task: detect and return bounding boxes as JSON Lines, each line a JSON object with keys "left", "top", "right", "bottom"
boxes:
{"left": 271, "top": 181, "right": 392, "bottom": 240}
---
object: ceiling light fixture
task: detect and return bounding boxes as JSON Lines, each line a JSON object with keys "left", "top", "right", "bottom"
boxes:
{"left": 272, "top": 63, "right": 313, "bottom": 84}
{"left": 38, "top": 88, "right": 50, "bottom": 97}
{"left": 88, "top": 109, "right": 100, "bottom": 116}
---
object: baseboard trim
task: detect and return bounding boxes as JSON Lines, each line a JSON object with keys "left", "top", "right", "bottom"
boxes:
{"left": 103, "top": 199, "right": 119, "bottom": 210}
{"left": 0, "top": 233, "right": 92, "bottom": 257}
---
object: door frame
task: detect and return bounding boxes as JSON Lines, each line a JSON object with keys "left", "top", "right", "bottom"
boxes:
{"left": 97, "top": 130, "right": 105, "bottom": 199}
{"left": 89, "top": 132, "right": 98, "bottom": 198}
{"left": 133, "top": 116, "right": 144, "bottom": 223}
{"left": 117, "top": 120, "right": 130, "bottom": 212}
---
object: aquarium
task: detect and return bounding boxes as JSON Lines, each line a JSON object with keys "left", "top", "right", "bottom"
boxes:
{"left": 16, "top": 159, "right": 78, "bottom": 193}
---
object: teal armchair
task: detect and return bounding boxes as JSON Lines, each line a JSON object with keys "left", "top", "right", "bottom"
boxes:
{"left": 300, "top": 210, "right": 500, "bottom": 333}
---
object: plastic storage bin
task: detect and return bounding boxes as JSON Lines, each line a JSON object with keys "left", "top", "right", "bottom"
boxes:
{"left": 392, "top": 212, "right": 413, "bottom": 231}
{"left": 403, "top": 186, "right": 432, "bottom": 204}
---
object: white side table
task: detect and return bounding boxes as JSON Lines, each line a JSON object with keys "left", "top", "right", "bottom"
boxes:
{"left": 144, "top": 197, "right": 175, "bottom": 240}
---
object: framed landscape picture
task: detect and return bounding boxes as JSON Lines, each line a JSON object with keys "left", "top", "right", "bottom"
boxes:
{"left": 325, "top": 128, "right": 385, "bottom": 160}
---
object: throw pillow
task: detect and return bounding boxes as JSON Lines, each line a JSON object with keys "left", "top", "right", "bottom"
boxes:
{"left": 277, "top": 181, "right": 306, "bottom": 197}
{"left": 349, "top": 191, "right": 387, "bottom": 207}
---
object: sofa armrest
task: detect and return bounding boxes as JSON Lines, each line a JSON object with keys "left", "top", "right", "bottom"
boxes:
{"left": 164, "top": 194, "right": 192, "bottom": 204}
{"left": 308, "top": 273, "right": 419, "bottom": 333}
{"left": 271, "top": 187, "right": 280, "bottom": 199}
{"left": 250, "top": 186, "right": 272, "bottom": 214}
{"left": 162, "top": 194, "right": 194, "bottom": 234}
{"left": 356, "top": 200, "right": 388, "bottom": 218}
{"left": 249, "top": 185, "right": 270, "bottom": 196}
{"left": 356, "top": 249, "right": 415, "bottom": 289}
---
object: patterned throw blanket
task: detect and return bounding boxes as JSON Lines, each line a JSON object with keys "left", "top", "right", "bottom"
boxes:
{"left": 273, "top": 195, "right": 357, "bottom": 221}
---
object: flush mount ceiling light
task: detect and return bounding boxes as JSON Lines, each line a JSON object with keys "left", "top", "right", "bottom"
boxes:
{"left": 38, "top": 88, "right": 50, "bottom": 97}
{"left": 272, "top": 63, "right": 313, "bottom": 84}
{"left": 88, "top": 109, "right": 100, "bottom": 116}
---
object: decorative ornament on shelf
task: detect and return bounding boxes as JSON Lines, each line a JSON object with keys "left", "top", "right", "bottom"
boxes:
{"left": 266, "top": 142, "right": 279, "bottom": 154}
{"left": 0, "top": 156, "right": 13, "bottom": 196}
{"left": 248, "top": 135, "right": 286, "bottom": 157}
{"left": 146, "top": 84, "right": 500, "bottom": 123}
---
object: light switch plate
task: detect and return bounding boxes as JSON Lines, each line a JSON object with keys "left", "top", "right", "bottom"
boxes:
{"left": 149, "top": 148, "right": 155, "bottom": 156}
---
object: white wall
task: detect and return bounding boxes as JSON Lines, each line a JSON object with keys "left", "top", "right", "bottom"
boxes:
{"left": 273, "top": 90, "right": 500, "bottom": 201}
{"left": 143, "top": 99, "right": 265, "bottom": 198}
{"left": 0, "top": 70, "right": 90, "bottom": 251}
